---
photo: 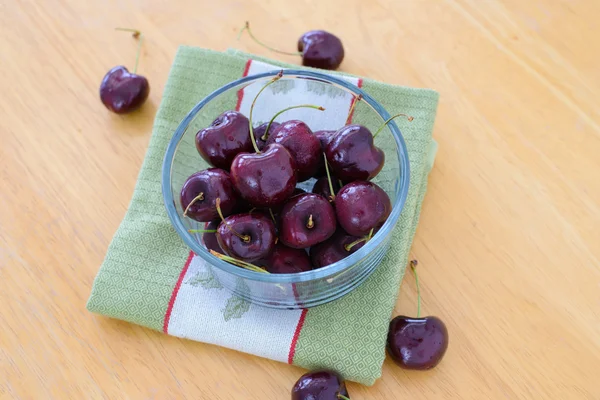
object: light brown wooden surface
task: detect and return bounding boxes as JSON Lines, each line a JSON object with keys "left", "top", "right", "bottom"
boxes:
{"left": 1, "top": 0, "right": 599, "bottom": 398}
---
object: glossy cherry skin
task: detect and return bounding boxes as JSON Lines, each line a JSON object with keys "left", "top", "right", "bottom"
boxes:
{"left": 99, "top": 66, "right": 149, "bottom": 114}
{"left": 310, "top": 230, "right": 365, "bottom": 268}
{"left": 314, "top": 130, "right": 336, "bottom": 176}
{"left": 267, "top": 120, "right": 321, "bottom": 182}
{"left": 195, "top": 111, "right": 254, "bottom": 170}
{"left": 265, "top": 244, "right": 313, "bottom": 274}
{"left": 335, "top": 181, "right": 391, "bottom": 236}
{"left": 297, "top": 31, "right": 345, "bottom": 70}
{"left": 202, "top": 220, "right": 222, "bottom": 253}
{"left": 326, "top": 124, "right": 384, "bottom": 182}
{"left": 387, "top": 316, "right": 449, "bottom": 370}
{"left": 312, "top": 176, "right": 342, "bottom": 202}
{"left": 291, "top": 370, "right": 349, "bottom": 400}
{"left": 180, "top": 169, "right": 238, "bottom": 222}
{"left": 216, "top": 213, "right": 276, "bottom": 262}
{"left": 230, "top": 144, "right": 297, "bottom": 207}
{"left": 280, "top": 193, "right": 336, "bottom": 249}
{"left": 254, "top": 121, "right": 281, "bottom": 151}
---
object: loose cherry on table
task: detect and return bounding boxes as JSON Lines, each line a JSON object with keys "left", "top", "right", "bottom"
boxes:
{"left": 100, "top": 28, "right": 150, "bottom": 114}
{"left": 195, "top": 110, "right": 254, "bottom": 170}
{"left": 180, "top": 168, "right": 238, "bottom": 222}
{"left": 387, "top": 260, "right": 449, "bottom": 370}
{"left": 239, "top": 22, "right": 345, "bottom": 71}
{"left": 292, "top": 370, "right": 350, "bottom": 400}
{"left": 310, "top": 229, "right": 369, "bottom": 268}
{"left": 279, "top": 193, "right": 337, "bottom": 249}
{"left": 265, "top": 244, "right": 313, "bottom": 274}
{"left": 335, "top": 181, "right": 391, "bottom": 236}
{"left": 267, "top": 120, "right": 323, "bottom": 182}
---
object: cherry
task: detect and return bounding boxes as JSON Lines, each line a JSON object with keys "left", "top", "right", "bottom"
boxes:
{"left": 100, "top": 29, "right": 149, "bottom": 114}
{"left": 325, "top": 124, "right": 384, "bottom": 182}
{"left": 280, "top": 193, "right": 336, "bottom": 249}
{"left": 197, "top": 221, "right": 221, "bottom": 253}
{"left": 230, "top": 143, "right": 297, "bottom": 207}
{"left": 335, "top": 181, "right": 391, "bottom": 236}
{"left": 267, "top": 120, "right": 322, "bottom": 182}
{"left": 387, "top": 261, "right": 449, "bottom": 370}
{"left": 216, "top": 212, "right": 276, "bottom": 262}
{"left": 310, "top": 230, "right": 368, "bottom": 268}
{"left": 240, "top": 23, "right": 345, "bottom": 71}
{"left": 298, "top": 31, "right": 345, "bottom": 70}
{"left": 265, "top": 244, "right": 313, "bottom": 274}
{"left": 195, "top": 110, "right": 254, "bottom": 170}
{"left": 312, "top": 176, "right": 342, "bottom": 202}
{"left": 313, "top": 130, "right": 336, "bottom": 176}
{"left": 253, "top": 121, "right": 280, "bottom": 151}
{"left": 292, "top": 370, "right": 350, "bottom": 400}
{"left": 180, "top": 169, "right": 238, "bottom": 222}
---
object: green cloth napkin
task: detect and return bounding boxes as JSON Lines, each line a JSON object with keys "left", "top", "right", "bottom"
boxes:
{"left": 87, "top": 46, "right": 439, "bottom": 385}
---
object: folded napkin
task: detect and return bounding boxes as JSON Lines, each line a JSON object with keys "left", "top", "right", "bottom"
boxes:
{"left": 87, "top": 46, "right": 439, "bottom": 385}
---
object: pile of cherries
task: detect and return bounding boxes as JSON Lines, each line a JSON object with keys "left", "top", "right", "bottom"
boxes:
{"left": 180, "top": 72, "right": 396, "bottom": 274}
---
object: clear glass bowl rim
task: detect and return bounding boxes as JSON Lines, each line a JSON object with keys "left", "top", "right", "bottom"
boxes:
{"left": 161, "top": 69, "right": 411, "bottom": 284}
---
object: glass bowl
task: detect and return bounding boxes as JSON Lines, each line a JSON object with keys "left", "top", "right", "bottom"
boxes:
{"left": 162, "top": 69, "right": 410, "bottom": 309}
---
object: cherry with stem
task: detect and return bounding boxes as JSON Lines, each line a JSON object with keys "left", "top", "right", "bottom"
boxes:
{"left": 248, "top": 71, "right": 284, "bottom": 153}
{"left": 344, "top": 228, "right": 374, "bottom": 252}
{"left": 262, "top": 104, "right": 325, "bottom": 142}
{"left": 182, "top": 192, "right": 204, "bottom": 217}
{"left": 216, "top": 198, "right": 250, "bottom": 243}
{"left": 372, "top": 113, "right": 414, "bottom": 139}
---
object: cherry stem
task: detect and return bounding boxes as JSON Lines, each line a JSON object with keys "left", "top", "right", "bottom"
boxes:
{"left": 337, "top": 395, "right": 351, "bottom": 400}
{"left": 188, "top": 229, "right": 217, "bottom": 233}
{"left": 115, "top": 28, "right": 143, "bottom": 74}
{"left": 216, "top": 198, "right": 250, "bottom": 243}
{"left": 239, "top": 21, "right": 303, "bottom": 56}
{"left": 306, "top": 214, "right": 314, "bottom": 229}
{"left": 183, "top": 192, "right": 204, "bottom": 217}
{"left": 209, "top": 250, "right": 269, "bottom": 274}
{"left": 410, "top": 260, "right": 421, "bottom": 318}
{"left": 372, "top": 113, "right": 414, "bottom": 139}
{"left": 269, "top": 208, "right": 277, "bottom": 224}
{"left": 346, "top": 94, "right": 363, "bottom": 124}
{"left": 262, "top": 104, "right": 325, "bottom": 141}
{"left": 344, "top": 228, "right": 374, "bottom": 251}
{"left": 249, "top": 71, "right": 283, "bottom": 153}
{"left": 323, "top": 153, "right": 336, "bottom": 201}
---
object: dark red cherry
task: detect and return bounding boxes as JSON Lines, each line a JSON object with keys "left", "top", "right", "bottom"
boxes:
{"left": 216, "top": 213, "right": 276, "bottom": 262}
{"left": 202, "top": 220, "right": 222, "bottom": 253}
{"left": 312, "top": 176, "right": 342, "bottom": 202}
{"left": 280, "top": 193, "right": 336, "bottom": 249}
{"left": 180, "top": 169, "right": 238, "bottom": 222}
{"left": 99, "top": 66, "right": 150, "bottom": 114}
{"left": 387, "top": 316, "right": 449, "bottom": 370}
{"left": 297, "top": 31, "right": 345, "bottom": 70}
{"left": 309, "top": 230, "right": 365, "bottom": 268}
{"left": 326, "top": 124, "right": 384, "bottom": 182}
{"left": 253, "top": 121, "right": 281, "bottom": 151}
{"left": 335, "top": 181, "right": 391, "bottom": 236}
{"left": 265, "top": 244, "right": 313, "bottom": 274}
{"left": 291, "top": 370, "right": 349, "bottom": 400}
{"left": 195, "top": 111, "right": 254, "bottom": 170}
{"left": 313, "top": 129, "right": 336, "bottom": 176}
{"left": 267, "top": 120, "right": 321, "bottom": 182}
{"left": 230, "top": 144, "right": 297, "bottom": 207}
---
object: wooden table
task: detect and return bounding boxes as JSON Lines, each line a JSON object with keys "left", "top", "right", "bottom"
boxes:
{"left": 2, "top": 0, "right": 599, "bottom": 398}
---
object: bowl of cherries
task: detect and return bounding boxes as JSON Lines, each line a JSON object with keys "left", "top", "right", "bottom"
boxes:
{"left": 162, "top": 69, "right": 410, "bottom": 309}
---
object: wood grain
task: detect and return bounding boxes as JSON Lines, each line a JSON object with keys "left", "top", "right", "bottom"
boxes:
{"left": 1, "top": 0, "right": 599, "bottom": 398}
